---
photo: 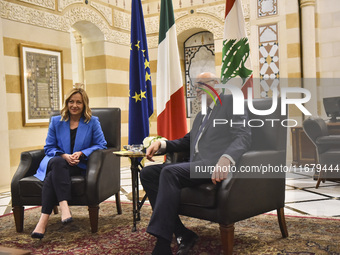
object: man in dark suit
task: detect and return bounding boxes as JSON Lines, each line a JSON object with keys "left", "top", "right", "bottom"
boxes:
{"left": 140, "top": 72, "right": 251, "bottom": 255}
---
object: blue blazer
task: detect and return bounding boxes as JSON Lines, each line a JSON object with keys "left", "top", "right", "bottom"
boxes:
{"left": 34, "top": 115, "right": 107, "bottom": 181}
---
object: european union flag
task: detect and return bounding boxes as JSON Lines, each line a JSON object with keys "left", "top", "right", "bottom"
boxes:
{"left": 129, "top": 0, "right": 153, "bottom": 145}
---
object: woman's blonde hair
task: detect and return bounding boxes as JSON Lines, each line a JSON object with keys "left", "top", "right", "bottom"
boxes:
{"left": 60, "top": 88, "right": 92, "bottom": 123}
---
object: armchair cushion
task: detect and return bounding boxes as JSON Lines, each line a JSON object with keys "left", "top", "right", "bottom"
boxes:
{"left": 70, "top": 176, "right": 86, "bottom": 197}
{"left": 20, "top": 175, "right": 86, "bottom": 198}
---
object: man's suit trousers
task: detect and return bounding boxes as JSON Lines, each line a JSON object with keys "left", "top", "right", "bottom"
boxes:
{"left": 140, "top": 162, "right": 210, "bottom": 242}
{"left": 41, "top": 157, "right": 82, "bottom": 214}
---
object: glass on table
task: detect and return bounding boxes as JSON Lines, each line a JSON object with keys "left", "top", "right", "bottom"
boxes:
{"left": 130, "top": 144, "right": 144, "bottom": 152}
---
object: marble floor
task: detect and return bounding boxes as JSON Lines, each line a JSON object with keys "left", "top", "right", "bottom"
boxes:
{"left": 1, "top": 159, "right": 340, "bottom": 218}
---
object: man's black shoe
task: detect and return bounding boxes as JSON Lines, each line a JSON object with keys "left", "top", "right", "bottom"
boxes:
{"left": 152, "top": 237, "right": 172, "bottom": 255}
{"left": 176, "top": 232, "right": 198, "bottom": 255}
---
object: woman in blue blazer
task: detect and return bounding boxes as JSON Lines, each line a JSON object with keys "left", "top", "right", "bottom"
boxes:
{"left": 31, "top": 88, "right": 107, "bottom": 239}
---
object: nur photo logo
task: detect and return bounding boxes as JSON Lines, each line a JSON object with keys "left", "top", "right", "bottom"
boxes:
{"left": 196, "top": 80, "right": 312, "bottom": 128}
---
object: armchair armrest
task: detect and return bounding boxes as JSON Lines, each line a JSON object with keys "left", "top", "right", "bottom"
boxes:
{"left": 216, "top": 150, "right": 286, "bottom": 225}
{"left": 315, "top": 135, "right": 340, "bottom": 153}
{"left": 11, "top": 149, "right": 45, "bottom": 206}
{"left": 86, "top": 147, "right": 120, "bottom": 204}
{"left": 165, "top": 151, "right": 190, "bottom": 163}
{"left": 316, "top": 135, "right": 340, "bottom": 145}
{"left": 234, "top": 150, "right": 286, "bottom": 178}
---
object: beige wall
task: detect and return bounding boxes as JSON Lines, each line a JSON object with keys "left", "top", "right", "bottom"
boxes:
{"left": 102, "top": 41, "right": 134, "bottom": 147}
{"left": 316, "top": 0, "right": 340, "bottom": 78}
{"left": 0, "top": 18, "right": 11, "bottom": 189}
{"left": 315, "top": 0, "right": 340, "bottom": 117}
{"left": 2, "top": 19, "right": 73, "bottom": 188}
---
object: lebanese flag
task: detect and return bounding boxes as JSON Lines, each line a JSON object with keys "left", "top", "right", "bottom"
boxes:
{"left": 221, "top": 0, "right": 253, "bottom": 97}
{"left": 156, "top": 0, "right": 187, "bottom": 140}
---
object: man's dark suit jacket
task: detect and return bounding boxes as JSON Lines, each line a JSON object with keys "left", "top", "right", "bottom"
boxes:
{"left": 165, "top": 94, "right": 251, "bottom": 168}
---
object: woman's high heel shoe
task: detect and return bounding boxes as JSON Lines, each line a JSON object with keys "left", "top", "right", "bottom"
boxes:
{"left": 31, "top": 232, "right": 44, "bottom": 240}
{"left": 61, "top": 210, "right": 73, "bottom": 224}
{"left": 61, "top": 217, "right": 73, "bottom": 224}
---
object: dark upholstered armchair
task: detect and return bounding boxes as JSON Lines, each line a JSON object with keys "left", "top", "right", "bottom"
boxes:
{"left": 303, "top": 117, "right": 340, "bottom": 188}
{"left": 167, "top": 98, "right": 288, "bottom": 255}
{"left": 11, "top": 108, "right": 122, "bottom": 233}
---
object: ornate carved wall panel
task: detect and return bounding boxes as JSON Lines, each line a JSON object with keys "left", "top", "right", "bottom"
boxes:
{"left": 91, "top": 1, "right": 113, "bottom": 26}
{"left": 196, "top": 5, "right": 225, "bottom": 22}
{"left": 19, "top": 0, "right": 55, "bottom": 10}
{"left": 259, "top": 23, "right": 280, "bottom": 98}
{"left": 258, "top": 0, "right": 278, "bottom": 18}
{"left": 146, "top": 12, "right": 224, "bottom": 48}
{"left": 145, "top": 16, "right": 159, "bottom": 34}
{"left": 176, "top": 16, "right": 224, "bottom": 40}
{"left": 147, "top": 36, "right": 159, "bottom": 49}
{"left": 58, "top": 0, "right": 82, "bottom": 12}
{"left": 113, "top": 9, "right": 130, "bottom": 31}
{"left": 174, "top": 11, "right": 189, "bottom": 21}
{"left": 0, "top": 1, "right": 130, "bottom": 45}
{"left": 0, "top": 1, "right": 67, "bottom": 30}
{"left": 0, "top": 0, "right": 247, "bottom": 48}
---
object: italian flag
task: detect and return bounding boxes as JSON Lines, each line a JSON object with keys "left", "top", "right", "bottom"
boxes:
{"left": 156, "top": 0, "right": 187, "bottom": 140}
{"left": 221, "top": 0, "right": 253, "bottom": 97}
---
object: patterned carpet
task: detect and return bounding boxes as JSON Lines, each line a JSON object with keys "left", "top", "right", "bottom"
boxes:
{"left": 0, "top": 202, "right": 339, "bottom": 254}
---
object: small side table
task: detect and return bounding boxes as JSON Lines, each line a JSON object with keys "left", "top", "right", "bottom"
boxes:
{"left": 113, "top": 151, "right": 148, "bottom": 231}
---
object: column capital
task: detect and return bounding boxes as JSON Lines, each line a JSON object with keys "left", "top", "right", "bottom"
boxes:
{"left": 300, "top": 0, "right": 316, "bottom": 8}
{"left": 72, "top": 31, "right": 82, "bottom": 44}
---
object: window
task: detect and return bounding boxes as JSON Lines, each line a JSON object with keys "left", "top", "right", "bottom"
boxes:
{"left": 184, "top": 31, "right": 215, "bottom": 117}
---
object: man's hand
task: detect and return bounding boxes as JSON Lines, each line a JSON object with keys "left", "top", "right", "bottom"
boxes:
{"left": 211, "top": 157, "right": 231, "bottom": 185}
{"left": 145, "top": 140, "right": 161, "bottom": 162}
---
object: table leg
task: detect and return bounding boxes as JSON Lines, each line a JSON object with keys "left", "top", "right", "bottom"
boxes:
{"left": 136, "top": 161, "right": 148, "bottom": 219}
{"left": 130, "top": 158, "right": 139, "bottom": 232}
{"left": 130, "top": 158, "right": 148, "bottom": 232}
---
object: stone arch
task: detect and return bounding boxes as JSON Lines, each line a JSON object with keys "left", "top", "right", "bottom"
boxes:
{"left": 62, "top": 5, "right": 129, "bottom": 45}
{"left": 176, "top": 15, "right": 224, "bottom": 42}
{"left": 72, "top": 20, "right": 104, "bottom": 42}
{"left": 66, "top": 8, "right": 107, "bottom": 92}
{"left": 63, "top": 5, "right": 110, "bottom": 39}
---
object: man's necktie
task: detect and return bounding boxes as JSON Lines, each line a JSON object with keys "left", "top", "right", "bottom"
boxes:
{"left": 190, "top": 107, "right": 212, "bottom": 161}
